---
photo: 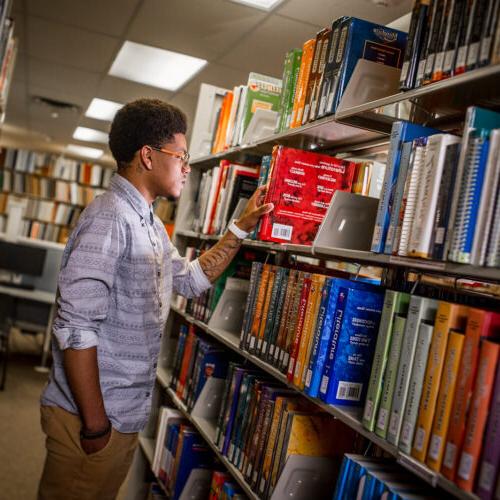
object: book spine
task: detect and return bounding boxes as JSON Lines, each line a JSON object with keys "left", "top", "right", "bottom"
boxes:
{"left": 248, "top": 265, "right": 270, "bottom": 354}
{"left": 260, "top": 268, "right": 283, "bottom": 358}
{"left": 442, "top": 0, "right": 468, "bottom": 78}
{"left": 276, "top": 51, "right": 293, "bottom": 134}
{"left": 266, "top": 269, "right": 289, "bottom": 363}
{"left": 284, "top": 50, "right": 303, "bottom": 130}
{"left": 398, "top": 321, "right": 434, "bottom": 454}
{"left": 456, "top": 340, "right": 500, "bottom": 492}
{"left": 375, "top": 315, "right": 407, "bottom": 439}
{"left": 431, "top": 0, "right": 455, "bottom": 81}
{"left": 465, "top": 0, "right": 490, "bottom": 70}
{"left": 240, "top": 262, "right": 263, "bottom": 350}
{"left": 422, "top": 0, "right": 447, "bottom": 84}
{"left": 454, "top": 0, "right": 477, "bottom": 74}
{"left": 478, "top": 0, "right": 500, "bottom": 66}
{"left": 256, "top": 268, "right": 276, "bottom": 354}
{"left": 415, "top": 0, "right": 437, "bottom": 86}
{"left": 308, "top": 28, "right": 332, "bottom": 123}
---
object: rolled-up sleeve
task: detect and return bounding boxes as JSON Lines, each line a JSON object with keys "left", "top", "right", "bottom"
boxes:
{"left": 169, "top": 241, "right": 212, "bottom": 298}
{"left": 53, "top": 212, "right": 126, "bottom": 350}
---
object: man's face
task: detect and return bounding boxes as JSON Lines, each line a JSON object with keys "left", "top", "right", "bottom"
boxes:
{"left": 151, "top": 133, "right": 190, "bottom": 199}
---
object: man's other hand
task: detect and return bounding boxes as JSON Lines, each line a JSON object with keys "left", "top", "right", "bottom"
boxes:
{"left": 236, "top": 185, "right": 274, "bottom": 233}
{"left": 80, "top": 428, "right": 112, "bottom": 455}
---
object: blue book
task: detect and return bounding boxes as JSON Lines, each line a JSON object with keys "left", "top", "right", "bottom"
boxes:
{"left": 458, "top": 132, "right": 490, "bottom": 263}
{"left": 327, "top": 18, "right": 407, "bottom": 114}
{"left": 319, "top": 285, "right": 384, "bottom": 406}
{"left": 371, "top": 121, "right": 440, "bottom": 253}
{"left": 332, "top": 455, "right": 353, "bottom": 499}
{"left": 172, "top": 431, "right": 213, "bottom": 500}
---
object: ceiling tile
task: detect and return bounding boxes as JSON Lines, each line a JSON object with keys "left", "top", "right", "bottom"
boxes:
{"left": 25, "top": 0, "right": 141, "bottom": 37}
{"left": 218, "top": 14, "right": 321, "bottom": 76}
{"left": 96, "top": 75, "right": 174, "bottom": 107}
{"left": 26, "top": 16, "right": 120, "bottom": 73}
{"left": 127, "top": 0, "right": 266, "bottom": 61}
{"left": 276, "top": 0, "right": 412, "bottom": 26}
{"left": 181, "top": 63, "right": 249, "bottom": 97}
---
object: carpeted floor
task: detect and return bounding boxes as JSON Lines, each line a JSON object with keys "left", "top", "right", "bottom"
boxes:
{"left": 0, "top": 354, "right": 48, "bottom": 500}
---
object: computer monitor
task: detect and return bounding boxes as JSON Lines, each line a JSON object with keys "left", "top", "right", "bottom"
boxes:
{"left": 0, "top": 241, "right": 47, "bottom": 277}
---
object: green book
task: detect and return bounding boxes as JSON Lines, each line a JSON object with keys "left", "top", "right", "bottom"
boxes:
{"left": 375, "top": 314, "right": 407, "bottom": 438}
{"left": 282, "top": 48, "right": 302, "bottom": 131}
{"left": 362, "top": 290, "right": 410, "bottom": 432}
{"left": 276, "top": 51, "right": 293, "bottom": 133}
{"left": 239, "top": 72, "right": 282, "bottom": 143}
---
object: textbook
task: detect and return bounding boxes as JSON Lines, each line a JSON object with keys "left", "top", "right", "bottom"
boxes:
{"left": 319, "top": 283, "right": 384, "bottom": 406}
{"left": 258, "top": 146, "right": 355, "bottom": 245}
{"left": 363, "top": 290, "right": 410, "bottom": 432}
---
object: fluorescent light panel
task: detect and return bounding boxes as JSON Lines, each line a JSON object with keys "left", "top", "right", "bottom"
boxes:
{"left": 85, "top": 98, "right": 122, "bottom": 121}
{"left": 109, "top": 41, "right": 207, "bottom": 91}
{"left": 229, "top": 0, "right": 284, "bottom": 10}
{"left": 66, "top": 144, "right": 103, "bottom": 159}
{"left": 73, "top": 126, "right": 108, "bottom": 144}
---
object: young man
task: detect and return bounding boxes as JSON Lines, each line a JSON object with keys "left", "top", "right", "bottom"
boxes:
{"left": 38, "top": 99, "right": 273, "bottom": 500}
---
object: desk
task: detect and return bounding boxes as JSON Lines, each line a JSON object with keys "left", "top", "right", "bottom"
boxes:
{"left": 0, "top": 285, "right": 56, "bottom": 372}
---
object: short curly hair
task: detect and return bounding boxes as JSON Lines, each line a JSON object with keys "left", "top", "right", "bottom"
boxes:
{"left": 108, "top": 98, "right": 187, "bottom": 168}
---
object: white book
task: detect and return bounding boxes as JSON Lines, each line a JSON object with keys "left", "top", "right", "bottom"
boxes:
{"left": 4, "top": 148, "right": 15, "bottom": 168}
{"left": 398, "top": 140, "right": 426, "bottom": 256}
{"left": 234, "top": 86, "right": 249, "bottom": 146}
{"left": 408, "top": 134, "right": 461, "bottom": 259}
{"left": 2, "top": 168, "right": 11, "bottom": 191}
{"left": 90, "top": 164, "right": 103, "bottom": 187}
{"left": 202, "top": 166, "right": 220, "bottom": 234}
{"left": 69, "top": 182, "right": 79, "bottom": 205}
{"left": 368, "top": 161, "right": 386, "bottom": 199}
{"left": 101, "top": 167, "right": 114, "bottom": 188}
{"left": 486, "top": 185, "right": 500, "bottom": 267}
{"left": 398, "top": 321, "right": 434, "bottom": 454}
{"left": 151, "top": 407, "right": 182, "bottom": 477}
{"left": 471, "top": 129, "right": 500, "bottom": 265}
{"left": 387, "top": 296, "right": 438, "bottom": 446}
{"left": 194, "top": 171, "right": 211, "bottom": 232}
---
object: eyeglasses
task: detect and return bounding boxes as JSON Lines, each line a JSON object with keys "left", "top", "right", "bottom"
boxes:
{"left": 151, "top": 146, "right": 190, "bottom": 166}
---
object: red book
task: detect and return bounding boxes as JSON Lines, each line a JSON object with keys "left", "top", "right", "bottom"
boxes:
{"left": 209, "top": 471, "right": 231, "bottom": 500}
{"left": 258, "top": 146, "right": 355, "bottom": 245}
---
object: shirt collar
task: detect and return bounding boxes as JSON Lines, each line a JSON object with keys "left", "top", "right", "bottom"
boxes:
{"left": 109, "top": 173, "right": 154, "bottom": 223}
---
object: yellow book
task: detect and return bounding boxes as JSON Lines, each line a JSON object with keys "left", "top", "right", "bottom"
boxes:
{"left": 426, "top": 329, "right": 465, "bottom": 471}
{"left": 293, "top": 274, "right": 325, "bottom": 388}
{"left": 411, "top": 302, "right": 468, "bottom": 462}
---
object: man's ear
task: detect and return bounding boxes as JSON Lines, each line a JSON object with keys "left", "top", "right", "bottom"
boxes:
{"left": 139, "top": 145, "right": 154, "bottom": 171}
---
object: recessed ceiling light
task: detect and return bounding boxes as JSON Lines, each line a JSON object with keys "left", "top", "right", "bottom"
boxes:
{"left": 73, "top": 126, "right": 108, "bottom": 144}
{"left": 229, "top": 0, "right": 284, "bottom": 10}
{"left": 66, "top": 144, "right": 104, "bottom": 159}
{"left": 85, "top": 98, "right": 122, "bottom": 121}
{"left": 109, "top": 41, "right": 207, "bottom": 91}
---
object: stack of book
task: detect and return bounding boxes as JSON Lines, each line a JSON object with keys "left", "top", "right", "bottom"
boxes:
{"left": 170, "top": 325, "right": 231, "bottom": 411}
{"left": 400, "top": 0, "right": 500, "bottom": 91}
{"left": 333, "top": 454, "right": 436, "bottom": 499}
{"left": 240, "top": 263, "right": 385, "bottom": 407}
{"left": 210, "top": 73, "right": 282, "bottom": 154}
{"left": 152, "top": 406, "right": 215, "bottom": 500}
{"left": 371, "top": 107, "right": 500, "bottom": 267}
{"left": 215, "top": 363, "right": 357, "bottom": 499}
{"left": 362, "top": 295, "right": 500, "bottom": 496}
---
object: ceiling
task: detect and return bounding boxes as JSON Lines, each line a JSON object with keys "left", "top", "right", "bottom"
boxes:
{"left": 3, "top": 0, "right": 412, "bottom": 165}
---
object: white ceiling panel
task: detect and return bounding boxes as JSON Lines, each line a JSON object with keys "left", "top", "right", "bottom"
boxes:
{"left": 277, "top": 0, "right": 412, "bottom": 27}
{"left": 218, "top": 14, "right": 321, "bottom": 76}
{"left": 25, "top": 0, "right": 141, "bottom": 37}
{"left": 128, "top": 0, "right": 267, "bottom": 61}
{"left": 28, "top": 58, "right": 101, "bottom": 102}
{"left": 26, "top": 16, "right": 121, "bottom": 73}
{"left": 97, "top": 75, "right": 174, "bottom": 106}
{"left": 181, "top": 63, "right": 249, "bottom": 97}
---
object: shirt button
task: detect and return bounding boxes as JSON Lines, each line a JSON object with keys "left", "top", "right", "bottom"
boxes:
{"left": 153, "top": 363, "right": 157, "bottom": 368}
{"left": 159, "top": 302, "right": 163, "bottom": 308}
{"left": 157, "top": 271, "right": 161, "bottom": 277}
{"left": 146, "top": 392, "right": 150, "bottom": 398}
{"left": 152, "top": 242, "right": 156, "bottom": 246}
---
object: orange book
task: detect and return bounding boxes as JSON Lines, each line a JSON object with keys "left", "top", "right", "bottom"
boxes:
{"left": 83, "top": 163, "right": 92, "bottom": 185}
{"left": 456, "top": 339, "right": 500, "bottom": 491}
{"left": 290, "top": 38, "right": 316, "bottom": 128}
{"left": 274, "top": 269, "right": 298, "bottom": 364}
{"left": 176, "top": 326, "right": 196, "bottom": 397}
{"left": 411, "top": 302, "right": 468, "bottom": 462}
{"left": 294, "top": 274, "right": 325, "bottom": 388}
{"left": 212, "top": 92, "right": 232, "bottom": 154}
{"left": 249, "top": 264, "right": 271, "bottom": 353}
{"left": 207, "top": 160, "right": 230, "bottom": 235}
{"left": 441, "top": 310, "right": 500, "bottom": 480}
{"left": 287, "top": 273, "right": 312, "bottom": 382}
{"left": 257, "top": 266, "right": 276, "bottom": 353}
{"left": 426, "top": 330, "right": 465, "bottom": 471}
{"left": 282, "top": 272, "right": 305, "bottom": 371}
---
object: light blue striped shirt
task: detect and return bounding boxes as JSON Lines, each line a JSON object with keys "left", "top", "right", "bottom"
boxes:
{"left": 41, "top": 174, "right": 211, "bottom": 432}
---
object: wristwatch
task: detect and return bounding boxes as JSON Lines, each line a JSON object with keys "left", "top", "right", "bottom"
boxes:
{"left": 228, "top": 220, "right": 249, "bottom": 240}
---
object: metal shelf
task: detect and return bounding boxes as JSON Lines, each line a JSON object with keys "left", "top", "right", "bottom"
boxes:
{"left": 174, "top": 229, "right": 500, "bottom": 283}
{"left": 138, "top": 435, "right": 155, "bottom": 467}
{"left": 168, "top": 304, "right": 479, "bottom": 500}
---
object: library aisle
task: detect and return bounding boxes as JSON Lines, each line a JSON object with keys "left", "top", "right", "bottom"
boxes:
{"left": 1, "top": 0, "right": 500, "bottom": 500}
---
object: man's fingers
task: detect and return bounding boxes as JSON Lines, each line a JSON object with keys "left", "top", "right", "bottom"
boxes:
{"left": 258, "top": 203, "right": 274, "bottom": 215}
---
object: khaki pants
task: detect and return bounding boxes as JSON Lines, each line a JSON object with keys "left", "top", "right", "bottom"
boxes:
{"left": 38, "top": 405, "right": 138, "bottom": 500}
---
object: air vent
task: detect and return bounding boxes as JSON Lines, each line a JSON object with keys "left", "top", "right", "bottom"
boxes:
{"left": 31, "top": 95, "right": 81, "bottom": 113}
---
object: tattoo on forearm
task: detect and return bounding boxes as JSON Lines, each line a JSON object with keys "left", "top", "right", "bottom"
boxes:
{"left": 199, "top": 233, "right": 242, "bottom": 282}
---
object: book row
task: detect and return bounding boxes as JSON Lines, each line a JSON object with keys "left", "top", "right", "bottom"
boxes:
{"left": 0, "top": 14, "right": 15, "bottom": 108}
{"left": 333, "top": 454, "right": 442, "bottom": 499}
{"left": 1, "top": 147, "right": 113, "bottom": 187}
{"left": 400, "top": 0, "right": 500, "bottom": 91}
{"left": 192, "top": 145, "right": 385, "bottom": 245}
{"left": 151, "top": 407, "right": 246, "bottom": 500}
{"left": 209, "top": 17, "right": 407, "bottom": 153}
{"left": 1, "top": 170, "right": 106, "bottom": 207}
{"left": 372, "top": 107, "right": 500, "bottom": 267}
